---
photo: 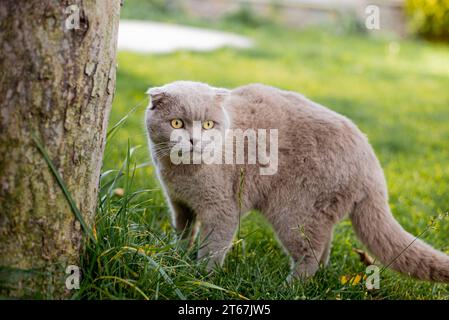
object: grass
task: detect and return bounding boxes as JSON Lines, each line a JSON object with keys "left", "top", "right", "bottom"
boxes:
{"left": 77, "top": 20, "right": 449, "bottom": 299}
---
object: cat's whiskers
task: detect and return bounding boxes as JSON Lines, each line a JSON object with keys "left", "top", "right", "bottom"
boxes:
{"left": 151, "top": 141, "right": 178, "bottom": 159}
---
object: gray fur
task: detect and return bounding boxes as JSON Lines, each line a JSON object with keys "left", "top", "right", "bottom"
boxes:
{"left": 145, "top": 81, "right": 449, "bottom": 282}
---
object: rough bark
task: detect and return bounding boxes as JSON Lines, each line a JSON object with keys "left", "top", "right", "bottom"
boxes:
{"left": 0, "top": 1, "right": 120, "bottom": 298}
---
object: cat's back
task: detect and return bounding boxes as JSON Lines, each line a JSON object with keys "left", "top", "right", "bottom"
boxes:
{"left": 225, "top": 83, "right": 376, "bottom": 174}
{"left": 226, "top": 83, "right": 295, "bottom": 130}
{"left": 226, "top": 83, "right": 352, "bottom": 132}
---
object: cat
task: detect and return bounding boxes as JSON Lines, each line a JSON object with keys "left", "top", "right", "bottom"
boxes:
{"left": 145, "top": 80, "right": 449, "bottom": 282}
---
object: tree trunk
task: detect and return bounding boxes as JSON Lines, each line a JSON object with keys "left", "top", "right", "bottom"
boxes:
{"left": 0, "top": 1, "right": 121, "bottom": 298}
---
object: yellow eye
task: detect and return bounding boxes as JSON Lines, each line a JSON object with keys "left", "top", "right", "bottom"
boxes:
{"left": 170, "top": 119, "right": 183, "bottom": 129}
{"left": 202, "top": 120, "right": 215, "bottom": 130}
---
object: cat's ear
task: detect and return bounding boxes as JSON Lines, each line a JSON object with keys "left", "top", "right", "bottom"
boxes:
{"left": 146, "top": 87, "right": 167, "bottom": 110}
{"left": 215, "top": 88, "right": 230, "bottom": 103}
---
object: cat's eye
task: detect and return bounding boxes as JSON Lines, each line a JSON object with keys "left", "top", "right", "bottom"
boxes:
{"left": 202, "top": 120, "right": 215, "bottom": 130}
{"left": 170, "top": 119, "right": 184, "bottom": 129}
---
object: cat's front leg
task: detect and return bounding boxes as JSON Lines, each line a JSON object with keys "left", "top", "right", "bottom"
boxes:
{"left": 196, "top": 206, "right": 239, "bottom": 271}
{"left": 169, "top": 201, "right": 196, "bottom": 241}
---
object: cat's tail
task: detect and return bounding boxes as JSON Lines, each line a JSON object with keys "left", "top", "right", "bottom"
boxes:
{"left": 350, "top": 190, "right": 449, "bottom": 283}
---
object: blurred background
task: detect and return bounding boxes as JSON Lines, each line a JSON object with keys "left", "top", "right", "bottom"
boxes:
{"left": 91, "top": 0, "right": 449, "bottom": 299}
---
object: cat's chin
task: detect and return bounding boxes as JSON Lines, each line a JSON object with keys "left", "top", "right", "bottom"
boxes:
{"left": 191, "top": 150, "right": 204, "bottom": 161}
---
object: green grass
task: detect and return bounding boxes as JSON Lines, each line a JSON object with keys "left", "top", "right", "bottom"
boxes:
{"left": 77, "top": 23, "right": 449, "bottom": 299}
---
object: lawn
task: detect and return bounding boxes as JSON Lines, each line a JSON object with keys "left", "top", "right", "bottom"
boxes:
{"left": 77, "top": 23, "right": 449, "bottom": 299}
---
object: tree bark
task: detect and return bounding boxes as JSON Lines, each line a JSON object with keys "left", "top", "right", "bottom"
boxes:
{"left": 0, "top": 1, "right": 121, "bottom": 298}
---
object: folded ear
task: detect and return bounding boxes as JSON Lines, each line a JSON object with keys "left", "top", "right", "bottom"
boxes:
{"left": 215, "top": 88, "right": 230, "bottom": 103}
{"left": 146, "top": 87, "right": 167, "bottom": 110}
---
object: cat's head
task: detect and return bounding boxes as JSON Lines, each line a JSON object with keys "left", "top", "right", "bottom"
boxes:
{"left": 145, "top": 81, "right": 230, "bottom": 160}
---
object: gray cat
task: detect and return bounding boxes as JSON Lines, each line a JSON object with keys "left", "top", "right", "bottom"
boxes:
{"left": 145, "top": 81, "right": 449, "bottom": 282}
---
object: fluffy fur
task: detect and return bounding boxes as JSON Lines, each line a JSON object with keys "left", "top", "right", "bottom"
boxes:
{"left": 145, "top": 81, "right": 449, "bottom": 282}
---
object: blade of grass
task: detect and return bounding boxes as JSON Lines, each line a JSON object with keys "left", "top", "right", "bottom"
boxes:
{"left": 32, "top": 132, "right": 96, "bottom": 243}
{"left": 187, "top": 280, "right": 249, "bottom": 300}
{"left": 123, "top": 246, "right": 186, "bottom": 300}
{"left": 94, "top": 276, "right": 149, "bottom": 300}
{"left": 106, "top": 98, "right": 146, "bottom": 141}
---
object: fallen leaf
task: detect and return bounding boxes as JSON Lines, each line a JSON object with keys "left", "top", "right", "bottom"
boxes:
{"left": 340, "top": 273, "right": 365, "bottom": 286}
{"left": 93, "top": 223, "right": 97, "bottom": 241}
{"left": 113, "top": 188, "right": 125, "bottom": 197}
{"left": 352, "top": 274, "right": 362, "bottom": 285}
{"left": 353, "top": 248, "right": 375, "bottom": 266}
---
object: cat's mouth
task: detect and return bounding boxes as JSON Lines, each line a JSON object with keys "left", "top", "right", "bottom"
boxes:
{"left": 173, "top": 143, "right": 202, "bottom": 156}
{"left": 192, "top": 145, "right": 203, "bottom": 154}
{"left": 192, "top": 140, "right": 214, "bottom": 154}
{"left": 157, "top": 141, "right": 219, "bottom": 160}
